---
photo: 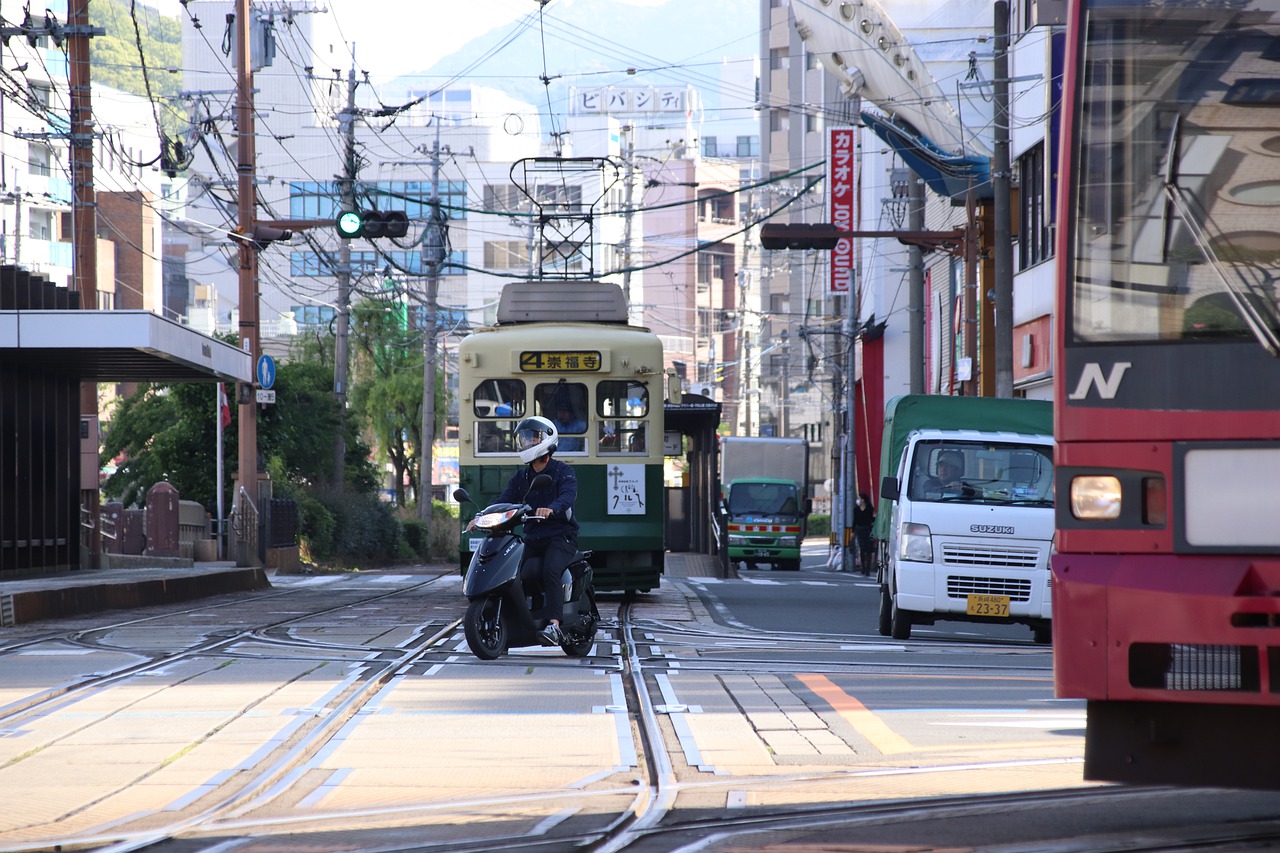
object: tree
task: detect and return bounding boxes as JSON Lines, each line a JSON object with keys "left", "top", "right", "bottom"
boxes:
{"left": 347, "top": 296, "right": 432, "bottom": 506}
{"left": 100, "top": 354, "right": 378, "bottom": 510}
{"left": 89, "top": 0, "right": 185, "bottom": 136}
{"left": 100, "top": 381, "right": 230, "bottom": 510}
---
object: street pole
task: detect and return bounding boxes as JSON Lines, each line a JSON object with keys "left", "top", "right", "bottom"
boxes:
{"left": 620, "top": 125, "right": 634, "bottom": 309}
{"left": 68, "top": 0, "right": 101, "bottom": 567}
{"left": 234, "top": 0, "right": 260, "bottom": 564}
{"left": 993, "top": 0, "right": 1015, "bottom": 398}
{"left": 419, "top": 123, "right": 444, "bottom": 526}
{"left": 908, "top": 175, "right": 925, "bottom": 395}
{"left": 333, "top": 62, "right": 358, "bottom": 490}
{"left": 843, "top": 293, "right": 857, "bottom": 573}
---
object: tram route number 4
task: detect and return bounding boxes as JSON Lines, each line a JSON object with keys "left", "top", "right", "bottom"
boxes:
{"left": 606, "top": 464, "right": 645, "bottom": 516}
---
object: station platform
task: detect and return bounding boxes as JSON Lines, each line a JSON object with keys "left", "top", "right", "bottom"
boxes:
{"left": 0, "top": 562, "right": 270, "bottom": 627}
{"left": 0, "top": 550, "right": 724, "bottom": 627}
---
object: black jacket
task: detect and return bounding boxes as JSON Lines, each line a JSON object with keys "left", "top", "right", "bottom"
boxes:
{"left": 497, "top": 457, "right": 579, "bottom": 542}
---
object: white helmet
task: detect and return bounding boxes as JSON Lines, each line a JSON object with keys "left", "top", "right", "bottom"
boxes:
{"left": 515, "top": 415, "right": 558, "bottom": 464}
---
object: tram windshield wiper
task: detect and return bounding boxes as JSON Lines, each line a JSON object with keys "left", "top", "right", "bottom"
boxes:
{"left": 1161, "top": 115, "right": 1280, "bottom": 356}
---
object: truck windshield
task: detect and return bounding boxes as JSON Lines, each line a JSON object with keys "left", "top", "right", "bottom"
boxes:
{"left": 907, "top": 441, "right": 1054, "bottom": 506}
{"left": 727, "top": 483, "right": 799, "bottom": 516}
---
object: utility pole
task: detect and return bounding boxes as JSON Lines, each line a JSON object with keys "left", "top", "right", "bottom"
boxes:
{"left": 333, "top": 62, "right": 359, "bottom": 490}
{"left": 620, "top": 125, "right": 635, "bottom": 308}
{"left": 234, "top": 0, "right": 260, "bottom": 564}
{"left": 907, "top": 175, "right": 925, "bottom": 394}
{"left": 992, "top": 0, "right": 1015, "bottom": 398}
{"left": 419, "top": 123, "right": 444, "bottom": 526}
{"left": 68, "top": 0, "right": 102, "bottom": 566}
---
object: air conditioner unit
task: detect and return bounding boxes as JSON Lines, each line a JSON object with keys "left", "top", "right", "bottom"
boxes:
{"left": 693, "top": 384, "right": 715, "bottom": 399}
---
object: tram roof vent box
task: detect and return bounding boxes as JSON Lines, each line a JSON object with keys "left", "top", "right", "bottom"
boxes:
{"left": 497, "top": 280, "right": 630, "bottom": 325}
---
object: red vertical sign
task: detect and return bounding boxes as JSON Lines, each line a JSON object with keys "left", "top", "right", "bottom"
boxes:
{"left": 828, "top": 128, "right": 856, "bottom": 294}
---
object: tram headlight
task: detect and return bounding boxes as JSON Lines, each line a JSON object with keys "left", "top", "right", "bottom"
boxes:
{"left": 899, "top": 522, "right": 933, "bottom": 562}
{"left": 1070, "top": 476, "right": 1122, "bottom": 520}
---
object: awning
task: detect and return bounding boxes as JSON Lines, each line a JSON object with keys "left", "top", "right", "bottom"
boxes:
{"left": 0, "top": 310, "right": 253, "bottom": 383}
{"left": 861, "top": 111, "right": 993, "bottom": 202}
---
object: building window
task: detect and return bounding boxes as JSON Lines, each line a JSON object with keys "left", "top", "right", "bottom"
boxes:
{"left": 701, "top": 136, "right": 718, "bottom": 157}
{"left": 28, "top": 144, "right": 52, "bottom": 177}
{"left": 289, "top": 180, "right": 468, "bottom": 222}
{"left": 769, "top": 48, "right": 790, "bottom": 72}
{"left": 1017, "top": 143, "right": 1052, "bottom": 269}
{"left": 483, "top": 240, "right": 530, "bottom": 270}
{"left": 805, "top": 112, "right": 819, "bottom": 134}
{"left": 483, "top": 184, "right": 527, "bottom": 211}
{"left": 28, "top": 210, "right": 52, "bottom": 240}
{"left": 736, "top": 135, "right": 759, "bottom": 157}
{"left": 769, "top": 110, "right": 789, "bottom": 133}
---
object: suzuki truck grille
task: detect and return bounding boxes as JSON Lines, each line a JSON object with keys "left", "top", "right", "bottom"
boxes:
{"left": 941, "top": 544, "right": 1040, "bottom": 569}
{"left": 947, "top": 575, "right": 1033, "bottom": 601}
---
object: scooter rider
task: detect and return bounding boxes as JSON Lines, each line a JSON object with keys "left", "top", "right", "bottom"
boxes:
{"left": 495, "top": 415, "right": 579, "bottom": 645}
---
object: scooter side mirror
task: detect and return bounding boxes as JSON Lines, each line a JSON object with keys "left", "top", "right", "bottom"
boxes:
{"left": 529, "top": 473, "right": 552, "bottom": 491}
{"left": 453, "top": 487, "right": 471, "bottom": 504}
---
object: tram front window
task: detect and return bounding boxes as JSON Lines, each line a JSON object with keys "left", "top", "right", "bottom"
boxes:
{"left": 536, "top": 383, "right": 588, "bottom": 454}
{"left": 473, "top": 379, "right": 526, "bottom": 456}
{"left": 598, "top": 380, "right": 648, "bottom": 455}
{"left": 1073, "top": 6, "right": 1280, "bottom": 348}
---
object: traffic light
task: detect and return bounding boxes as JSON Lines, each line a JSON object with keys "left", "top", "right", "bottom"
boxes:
{"left": 759, "top": 222, "right": 842, "bottom": 250}
{"left": 250, "top": 224, "right": 293, "bottom": 249}
{"left": 335, "top": 209, "right": 409, "bottom": 240}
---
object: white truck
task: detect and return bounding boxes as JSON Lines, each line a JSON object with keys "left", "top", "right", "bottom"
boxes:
{"left": 874, "top": 395, "right": 1055, "bottom": 642}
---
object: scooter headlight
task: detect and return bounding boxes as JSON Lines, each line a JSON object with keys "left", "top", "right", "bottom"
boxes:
{"left": 472, "top": 508, "right": 519, "bottom": 530}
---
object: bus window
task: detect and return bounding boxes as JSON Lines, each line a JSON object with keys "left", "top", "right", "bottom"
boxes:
{"left": 536, "top": 383, "right": 588, "bottom": 453}
{"left": 597, "top": 380, "right": 648, "bottom": 455}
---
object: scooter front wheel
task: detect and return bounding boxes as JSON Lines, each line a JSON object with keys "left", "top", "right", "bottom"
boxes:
{"left": 464, "top": 598, "right": 508, "bottom": 660}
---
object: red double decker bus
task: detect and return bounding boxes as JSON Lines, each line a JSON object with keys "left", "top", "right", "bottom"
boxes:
{"left": 1053, "top": 0, "right": 1280, "bottom": 789}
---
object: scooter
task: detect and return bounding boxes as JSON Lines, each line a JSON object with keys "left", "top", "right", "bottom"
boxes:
{"left": 454, "top": 477, "right": 600, "bottom": 660}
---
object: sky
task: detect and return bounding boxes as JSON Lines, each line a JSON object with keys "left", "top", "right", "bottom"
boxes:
{"left": 154, "top": 0, "right": 677, "bottom": 84}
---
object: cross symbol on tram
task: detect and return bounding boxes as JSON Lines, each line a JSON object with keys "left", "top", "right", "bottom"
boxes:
{"left": 607, "top": 466, "right": 625, "bottom": 489}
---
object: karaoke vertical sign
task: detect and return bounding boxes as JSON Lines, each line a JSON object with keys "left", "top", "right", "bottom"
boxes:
{"left": 829, "top": 127, "right": 856, "bottom": 294}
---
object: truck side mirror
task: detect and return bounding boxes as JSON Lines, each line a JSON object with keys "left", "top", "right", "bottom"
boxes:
{"left": 804, "top": 498, "right": 813, "bottom": 515}
{"left": 880, "top": 475, "right": 899, "bottom": 501}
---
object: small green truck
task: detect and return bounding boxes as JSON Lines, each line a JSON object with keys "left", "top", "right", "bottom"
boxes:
{"left": 715, "top": 436, "right": 810, "bottom": 572}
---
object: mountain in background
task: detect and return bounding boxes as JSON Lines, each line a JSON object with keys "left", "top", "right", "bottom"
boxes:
{"left": 386, "top": 0, "right": 759, "bottom": 114}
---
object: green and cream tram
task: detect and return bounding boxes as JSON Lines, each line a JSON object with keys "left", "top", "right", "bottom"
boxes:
{"left": 456, "top": 281, "right": 665, "bottom": 593}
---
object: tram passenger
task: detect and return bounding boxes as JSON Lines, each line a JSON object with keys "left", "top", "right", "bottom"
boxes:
{"left": 494, "top": 415, "right": 580, "bottom": 645}
{"left": 552, "top": 397, "right": 587, "bottom": 452}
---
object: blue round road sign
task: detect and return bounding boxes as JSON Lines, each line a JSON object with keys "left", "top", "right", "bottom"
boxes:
{"left": 256, "top": 354, "right": 276, "bottom": 390}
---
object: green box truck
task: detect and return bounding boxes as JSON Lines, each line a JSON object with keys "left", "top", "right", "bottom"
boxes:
{"left": 715, "top": 436, "right": 810, "bottom": 572}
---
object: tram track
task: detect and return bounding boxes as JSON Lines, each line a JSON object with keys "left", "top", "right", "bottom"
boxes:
{"left": 1, "top": 575, "right": 1272, "bottom": 853}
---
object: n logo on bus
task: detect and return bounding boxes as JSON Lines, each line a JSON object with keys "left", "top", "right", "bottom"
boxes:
{"left": 1067, "top": 362, "right": 1132, "bottom": 400}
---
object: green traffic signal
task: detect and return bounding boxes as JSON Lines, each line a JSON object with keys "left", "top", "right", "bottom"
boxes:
{"left": 335, "top": 209, "right": 409, "bottom": 240}
{"left": 336, "top": 210, "right": 363, "bottom": 239}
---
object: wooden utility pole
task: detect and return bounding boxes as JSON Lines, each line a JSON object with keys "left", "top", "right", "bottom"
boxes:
{"left": 68, "top": 0, "right": 101, "bottom": 567}
{"left": 234, "top": 0, "right": 260, "bottom": 564}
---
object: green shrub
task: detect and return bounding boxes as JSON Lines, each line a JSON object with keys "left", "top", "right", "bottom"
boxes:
{"left": 310, "top": 491, "right": 403, "bottom": 565}
{"left": 402, "top": 519, "right": 428, "bottom": 558}
{"left": 807, "top": 513, "right": 831, "bottom": 538}
{"left": 297, "top": 494, "right": 336, "bottom": 561}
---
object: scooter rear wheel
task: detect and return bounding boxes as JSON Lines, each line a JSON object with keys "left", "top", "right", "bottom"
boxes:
{"left": 464, "top": 598, "right": 508, "bottom": 660}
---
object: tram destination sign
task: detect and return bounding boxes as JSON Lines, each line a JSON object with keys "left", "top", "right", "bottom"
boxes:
{"left": 519, "top": 350, "right": 602, "bottom": 372}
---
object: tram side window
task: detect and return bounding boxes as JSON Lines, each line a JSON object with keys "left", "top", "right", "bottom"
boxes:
{"left": 597, "top": 380, "right": 648, "bottom": 455}
{"left": 473, "top": 379, "right": 526, "bottom": 455}
{"left": 536, "top": 383, "right": 588, "bottom": 453}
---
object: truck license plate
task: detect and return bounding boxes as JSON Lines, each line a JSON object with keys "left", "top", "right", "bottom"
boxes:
{"left": 966, "top": 594, "right": 1010, "bottom": 617}
{"left": 752, "top": 549, "right": 772, "bottom": 557}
